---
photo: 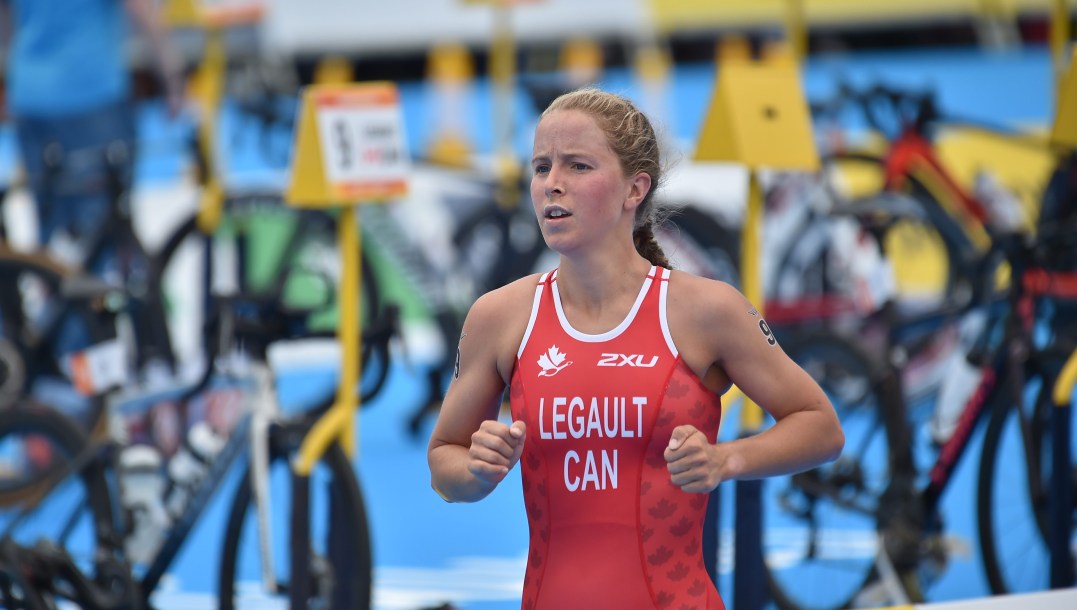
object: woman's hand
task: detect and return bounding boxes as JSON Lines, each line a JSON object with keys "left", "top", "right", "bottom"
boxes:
{"left": 665, "top": 425, "right": 725, "bottom": 493}
{"left": 468, "top": 420, "right": 527, "bottom": 487}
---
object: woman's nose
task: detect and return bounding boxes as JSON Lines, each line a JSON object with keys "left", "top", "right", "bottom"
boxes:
{"left": 544, "top": 168, "right": 563, "bottom": 196}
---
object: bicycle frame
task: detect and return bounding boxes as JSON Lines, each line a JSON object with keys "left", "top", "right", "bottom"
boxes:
{"left": 0, "top": 356, "right": 283, "bottom": 608}
{"left": 886, "top": 254, "right": 1077, "bottom": 555}
{"left": 131, "top": 361, "right": 277, "bottom": 597}
{"left": 883, "top": 128, "right": 992, "bottom": 251}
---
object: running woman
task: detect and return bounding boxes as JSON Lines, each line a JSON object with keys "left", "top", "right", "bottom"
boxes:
{"left": 428, "top": 86, "right": 844, "bottom": 610}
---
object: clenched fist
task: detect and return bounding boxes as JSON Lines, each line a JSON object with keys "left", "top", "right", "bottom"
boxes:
{"left": 665, "top": 424, "right": 723, "bottom": 493}
{"left": 468, "top": 420, "right": 526, "bottom": 487}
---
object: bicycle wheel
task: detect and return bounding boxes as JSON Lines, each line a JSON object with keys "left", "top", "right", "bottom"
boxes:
{"left": 0, "top": 252, "right": 116, "bottom": 400}
{"left": 977, "top": 354, "right": 1076, "bottom": 594}
{"left": 0, "top": 402, "right": 121, "bottom": 608}
{"left": 761, "top": 330, "right": 904, "bottom": 610}
{"left": 0, "top": 399, "right": 96, "bottom": 507}
{"left": 155, "top": 208, "right": 389, "bottom": 400}
{"left": 218, "top": 419, "right": 371, "bottom": 610}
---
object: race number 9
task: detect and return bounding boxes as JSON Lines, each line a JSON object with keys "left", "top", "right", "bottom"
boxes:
{"left": 759, "top": 319, "right": 776, "bottom": 346}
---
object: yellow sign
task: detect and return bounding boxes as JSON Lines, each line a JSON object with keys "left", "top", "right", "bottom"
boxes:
{"left": 694, "top": 60, "right": 819, "bottom": 171}
{"left": 647, "top": 0, "right": 1054, "bottom": 33}
{"left": 1051, "top": 49, "right": 1077, "bottom": 150}
{"left": 286, "top": 83, "right": 411, "bottom": 207}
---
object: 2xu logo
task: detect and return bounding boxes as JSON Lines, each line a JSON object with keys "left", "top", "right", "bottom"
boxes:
{"left": 597, "top": 353, "right": 659, "bottom": 367}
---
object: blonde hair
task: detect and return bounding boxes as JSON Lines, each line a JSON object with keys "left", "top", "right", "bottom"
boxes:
{"left": 542, "top": 87, "right": 671, "bottom": 268}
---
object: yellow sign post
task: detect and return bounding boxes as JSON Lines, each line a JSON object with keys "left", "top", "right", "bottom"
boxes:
{"left": 1051, "top": 0, "right": 1073, "bottom": 91}
{"left": 462, "top": 0, "right": 544, "bottom": 204}
{"left": 1051, "top": 48, "right": 1077, "bottom": 150}
{"left": 163, "top": 0, "right": 266, "bottom": 233}
{"left": 286, "top": 83, "right": 410, "bottom": 475}
{"left": 695, "top": 57, "right": 819, "bottom": 430}
{"left": 426, "top": 43, "right": 476, "bottom": 168}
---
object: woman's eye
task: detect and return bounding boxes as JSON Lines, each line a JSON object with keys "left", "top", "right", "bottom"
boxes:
{"left": 533, "top": 164, "right": 549, "bottom": 174}
{"left": 571, "top": 162, "right": 588, "bottom": 171}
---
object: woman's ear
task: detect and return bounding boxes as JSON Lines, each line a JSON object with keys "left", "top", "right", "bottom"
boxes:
{"left": 624, "top": 172, "right": 652, "bottom": 211}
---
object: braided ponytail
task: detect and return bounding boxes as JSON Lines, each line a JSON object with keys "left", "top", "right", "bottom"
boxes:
{"left": 633, "top": 224, "right": 671, "bottom": 269}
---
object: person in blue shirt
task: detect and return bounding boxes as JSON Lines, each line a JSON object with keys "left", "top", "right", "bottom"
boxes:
{"left": 1, "top": 0, "right": 184, "bottom": 252}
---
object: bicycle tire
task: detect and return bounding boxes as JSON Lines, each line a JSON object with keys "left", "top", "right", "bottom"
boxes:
{"left": 0, "top": 402, "right": 119, "bottom": 608}
{"left": 0, "top": 250, "right": 117, "bottom": 392}
{"left": 217, "top": 419, "right": 371, "bottom": 610}
{"left": 977, "top": 352, "right": 1076, "bottom": 594}
{"left": 0, "top": 400, "right": 97, "bottom": 507}
{"left": 154, "top": 209, "right": 387, "bottom": 392}
{"left": 0, "top": 252, "right": 112, "bottom": 501}
{"left": 761, "top": 329, "right": 905, "bottom": 610}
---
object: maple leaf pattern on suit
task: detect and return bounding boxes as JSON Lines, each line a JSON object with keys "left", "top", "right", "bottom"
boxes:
{"left": 669, "top": 516, "right": 693, "bottom": 537}
{"left": 655, "top": 591, "right": 676, "bottom": 608}
{"left": 634, "top": 361, "right": 724, "bottom": 608}
{"left": 648, "top": 498, "right": 677, "bottom": 519}
{"left": 525, "top": 450, "right": 541, "bottom": 472}
{"left": 666, "top": 376, "right": 690, "bottom": 398}
{"left": 647, "top": 545, "right": 674, "bottom": 566}
{"left": 527, "top": 500, "right": 543, "bottom": 521}
{"left": 688, "top": 579, "right": 708, "bottom": 596}
{"left": 666, "top": 562, "right": 690, "bottom": 581}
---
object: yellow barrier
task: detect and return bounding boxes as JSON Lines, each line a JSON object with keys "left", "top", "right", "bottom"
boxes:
{"left": 647, "top": 0, "right": 1070, "bottom": 33}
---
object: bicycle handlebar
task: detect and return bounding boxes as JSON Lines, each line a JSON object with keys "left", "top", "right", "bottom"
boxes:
{"left": 810, "top": 81, "right": 937, "bottom": 137}
{"left": 812, "top": 80, "right": 1048, "bottom": 150}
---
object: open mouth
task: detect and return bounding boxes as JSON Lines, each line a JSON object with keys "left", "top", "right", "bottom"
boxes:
{"left": 544, "top": 206, "right": 571, "bottom": 219}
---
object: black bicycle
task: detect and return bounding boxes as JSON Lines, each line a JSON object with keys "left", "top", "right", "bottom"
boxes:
{"left": 0, "top": 226, "right": 399, "bottom": 608}
{"left": 0, "top": 135, "right": 393, "bottom": 505}
{"left": 759, "top": 222, "right": 1077, "bottom": 610}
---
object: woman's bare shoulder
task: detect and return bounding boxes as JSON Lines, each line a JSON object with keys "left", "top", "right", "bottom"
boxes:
{"left": 460, "top": 273, "right": 548, "bottom": 379}
{"left": 467, "top": 272, "right": 547, "bottom": 323}
{"left": 460, "top": 273, "right": 548, "bottom": 349}
{"left": 665, "top": 270, "right": 750, "bottom": 321}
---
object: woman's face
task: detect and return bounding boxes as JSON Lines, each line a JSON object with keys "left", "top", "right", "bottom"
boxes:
{"left": 530, "top": 109, "right": 649, "bottom": 256}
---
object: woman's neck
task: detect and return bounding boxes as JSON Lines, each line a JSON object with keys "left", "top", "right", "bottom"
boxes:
{"left": 555, "top": 253, "right": 653, "bottom": 321}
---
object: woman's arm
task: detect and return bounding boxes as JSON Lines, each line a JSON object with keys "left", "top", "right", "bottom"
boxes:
{"left": 427, "top": 279, "right": 533, "bottom": 502}
{"left": 665, "top": 274, "right": 844, "bottom": 492}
